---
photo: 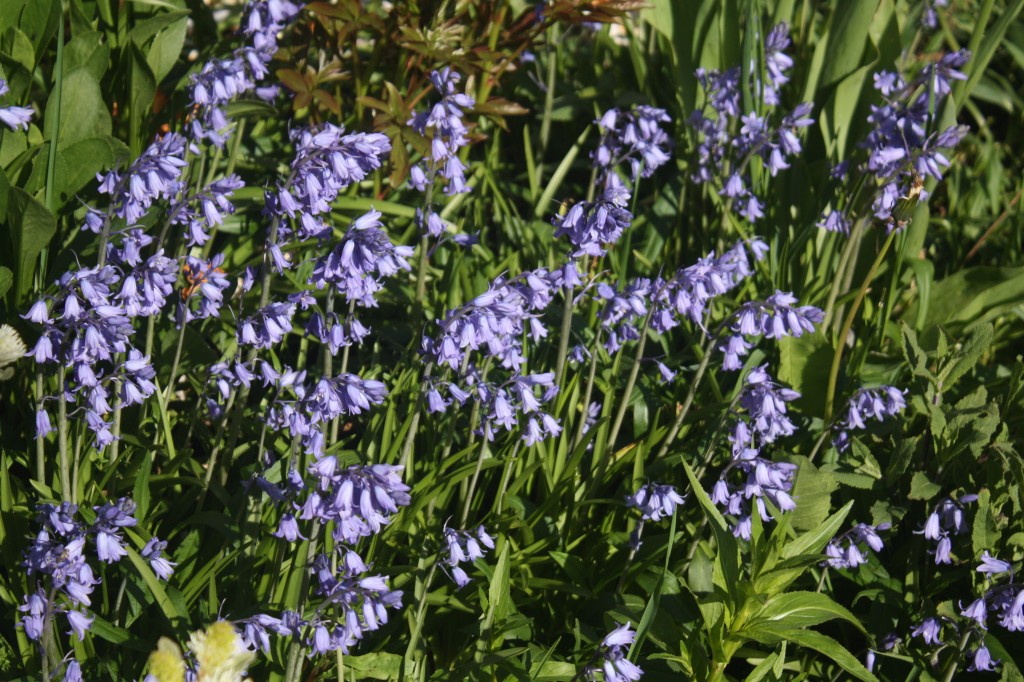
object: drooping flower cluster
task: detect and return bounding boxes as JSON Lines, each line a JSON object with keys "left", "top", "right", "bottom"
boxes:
{"left": 92, "top": 133, "right": 190, "bottom": 227}
{"left": 832, "top": 385, "right": 906, "bottom": 451}
{"left": 688, "top": 24, "right": 814, "bottom": 222}
{"left": 441, "top": 525, "right": 495, "bottom": 588}
{"left": 19, "top": 498, "right": 172, "bottom": 677}
{"left": 0, "top": 77, "right": 33, "bottom": 130}
{"left": 819, "top": 51, "right": 970, "bottom": 233}
{"left": 592, "top": 105, "right": 673, "bottom": 184}
{"left": 188, "top": 0, "right": 303, "bottom": 145}
{"left": 711, "top": 367, "right": 801, "bottom": 538}
{"left": 26, "top": 264, "right": 160, "bottom": 447}
{"left": 824, "top": 522, "right": 889, "bottom": 569}
{"left": 916, "top": 495, "right": 977, "bottom": 564}
{"left": 587, "top": 623, "right": 643, "bottom": 682}
{"left": 309, "top": 208, "right": 415, "bottom": 308}
{"left": 628, "top": 484, "right": 685, "bottom": 522}
{"left": 170, "top": 174, "right": 245, "bottom": 246}
{"left": 178, "top": 253, "right": 233, "bottom": 324}
{"left": 408, "top": 67, "right": 475, "bottom": 198}
{"left": 719, "top": 291, "right": 824, "bottom": 370}
{"left": 266, "top": 124, "right": 392, "bottom": 250}
{"left": 554, "top": 191, "right": 634, "bottom": 259}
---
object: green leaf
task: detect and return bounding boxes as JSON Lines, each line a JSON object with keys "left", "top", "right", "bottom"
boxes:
{"left": 744, "top": 627, "right": 877, "bottom": 682}
{"left": 0, "top": 0, "right": 61, "bottom": 61}
{"left": 972, "top": 488, "right": 999, "bottom": 558}
{"left": 486, "top": 541, "right": 512, "bottom": 625}
{"left": 54, "top": 136, "right": 130, "bottom": 207}
{"left": 44, "top": 67, "right": 112, "bottom": 150}
{"left": 124, "top": 541, "right": 186, "bottom": 626}
{"left": 907, "top": 266, "right": 1024, "bottom": 332}
{"left": 908, "top": 471, "right": 942, "bottom": 501}
{"left": 2, "top": 187, "right": 56, "bottom": 303}
{"left": 0, "top": 266, "right": 12, "bottom": 298}
{"left": 748, "top": 591, "right": 866, "bottom": 633}
{"left": 128, "top": 43, "right": 157, "bottom": 156}
{"left": 787, "top": 456, "right": 838, "bottom": 532}
{"left": 778, "top": 332, "right": 832, "bottom": 418}
{"left": 145, "top": 14, "right": 188, "bottom": 83}
{"left": 64, "top": 30, "right": 111, "bottom": 81}
{"left": 937, "top": 323, "right": 993, "bottom": 393}
{"left": 782, "top": 499, "right": 853, "bottom": 561}
{"left": 818, "top": 1, "right": 877, "bottom": 87}
{"left": 344, "top": 652, "right": 403, "bottom": 680}
{"left": 683, "top": 459, "right": 740, "bottom": 598}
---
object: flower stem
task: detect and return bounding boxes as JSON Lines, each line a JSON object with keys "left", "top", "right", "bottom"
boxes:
{"left": 57, "top": 366, "right": 70, "bottom": 501}
{"left": 654, "top": 332, "right": 716, "bottom": 462}
{"left": 34, "top": 372, "right": 45, "bottom": 484}
{"left": 823, "top": 228, "right": 897, "bottom": 422}
{"left": 553, "top": 283, "right": 574, "bottom": 387}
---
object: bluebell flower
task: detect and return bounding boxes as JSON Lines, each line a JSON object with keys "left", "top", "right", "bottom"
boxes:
{"left": 969, "top": 645, "right": 998, "bottom": 672}
{"left": 593, "top": 105, "right": 673, "bottom": 184}
{"left": 0, "top": 78, "right": 33, "bottom": 130}
{"left": 553, "top": 192, "right": 634, "bottom": 258}
{"left": 408, "top": 68, "right": 475, "bottom": 196}
{"left": 588, "top": 622, "right": 643, "bottom": 682}
{"left": 141, "top": 538, "right": 176, "bottom": 580}
{"left": 824, "top": 523, "right": 889, "bottom": 569}
{"left": 442, "top": 525, "right": 494, "bottom": 588}
{"left": 628, "top": 484, "right": 685, "bottom": 522}
{"left": 910, "top": 617, "right": 943, "bottom": 645}
{"left": 95, "top": 133, "right": 189, "bottom": 225}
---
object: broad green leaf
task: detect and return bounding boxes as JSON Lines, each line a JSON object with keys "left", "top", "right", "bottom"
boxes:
{"left": 128, "top": 43, "right": 157, "bottom": 156}
{"left": 748, "top": 591, "right": 866, "bottom": 634}
{"left": 146, "top": 15, "right": 188, "bottom": 83}
{"left": 908, "top": 471, "right": 941, "bottom": 501}
{"left": 818, "top": 1, "right": 877, "bottom": 87}
{"left": 0, "top": 266, "right": 10, "bottom": 299}
{"left": 937, "top": 323, "right": 993, "bottom": 393}
{"left": 972, "top": 488, "right": 999, "bottom": 559}
{"left": 906, "top": 266, "right": 1024, "bottom": 331}
{"left": 2, "top": 187, "right": 56, "bottom": 302}
{"left": 345, "top": 652, "right": 403, "bottom": 680}
{"left": 0, "top": 0, "right": 61, "bottom": 60}
{"left": 486, "top": 541, "right": 512, "bottom": 625}
{"left": 63, "top": 30, "right": 111, "bottom": 81}
{"left": 683, "top": 459, "right": 740, "bottom": 598}
{"left": 787, "top": 456, "right": 837, "bottom": 532}
{"left": 44, "top": 67, "right": 112, "bottom": 150}
{"left": 782, "top": 500, "right": 853, "bottom": 561}
{"left": 778, "top": 332, "right": 832, "bottom": 418}
{"left": 744, "top": 627, "right": 877, "bottom": 682}
{"left": 54, "top": 135, "right": 130, "bottom": 207}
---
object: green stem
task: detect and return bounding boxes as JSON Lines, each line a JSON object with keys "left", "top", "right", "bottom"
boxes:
{"left": 569, "top": 329, "right": 602, "bottom": 454}
{"left": 460, "top": 437, "right": 489, "bottom": 527}
{"left": 44, "top": 3, "right": 64, "bottom": 215}
{"left": 403, "top": 563, "right": 439, "bottom": 675}
{"left": 605, "top": 306, "right": 655, "bottom": 452}
{"left": 57, "top": 366, "right": 70, "bottom": 501}
{"left": 553, "top": 284, "right": 574, "bottom": 387}
{"left": 163, "top": 320, "right": 188, "bottom": 406}
{"left": 823, "top": 228, "right": 898, "bottom": 422}
{"left": 940, "top": 627, "right": 974, "bottom": 682}
{"left": 35, "top": 372, "right": 46, "bottom": 484}
{"left": 654, "top": 332, "right": 715, "bottom": 462}
{"left": 283, "top": 522, "right": 321, "bottom": 682}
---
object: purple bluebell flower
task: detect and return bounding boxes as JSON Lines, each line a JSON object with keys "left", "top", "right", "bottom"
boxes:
{"left": 978, "top": 551, "right": 1012, "bottom": 574}
{"left": 95, "top": 133, "right": 188, "bottom": 225}
{"left": 628, "top": 484, "right": 685, "bottom": 522}
{"left": 593, "top": 105, "right": 673, "bottom": 184}
{"left": 442, "top": 525, "right": 494, "bottom": 588}
{"left": 588, "top": 622, "right": 643, "bottom": 682}
{"left": 961, "top": 597, "right": 988, "bottom": 628}
{"left": 969, "top": 645, "right": 998, "bottom": 672}
{"left": 309, "top": 208, "right": 414, "bottom": 307}
{"left": 911, "top": 617, "right": 943, "bottom": 645}
{"left": 916, "top": 495, "right": 975, "bottom": 564}
{"left": 824, "top": 523, "right": 889, "bottom": 569}
{"left": 0, "top": 78, "right": 33, "bottom": 130}
{"left": 553, "top": 192, "right": 633, "bottom": 259}
{"left": 141, "top": 538, "right": 176, "bottom": 580}
{"left": 408, "top": 68, "right": 475, "bottom": 196}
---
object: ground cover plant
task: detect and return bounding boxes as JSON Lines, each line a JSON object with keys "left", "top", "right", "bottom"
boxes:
{"left": 1, "top": 0, "right": 1024, "bottom": 680}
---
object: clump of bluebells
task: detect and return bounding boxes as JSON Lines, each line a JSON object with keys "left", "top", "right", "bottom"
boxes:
{"left": 819, "top": 50, "right": 970, "bottom": 233}
{"left": 19, "top": 498, "right": 172, "bottom": 679}
{"left": 441, "top": 525, "right": 495, "bottom": 588}
{"left": 824, "top": 523, "right": 889, "bottom": 570}
{"left": 917, "top": 494, "right": 977, "bottom": 564}
{"left": 688, "top": 23, "right": 814, "bottom": 222}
